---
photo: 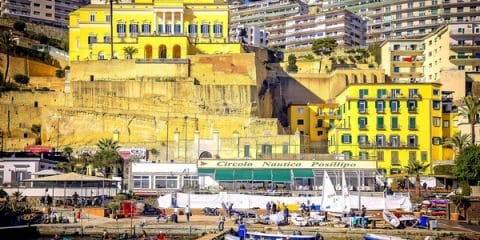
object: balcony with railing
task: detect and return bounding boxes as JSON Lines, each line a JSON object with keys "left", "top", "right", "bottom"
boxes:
{"left": 450, "top": 42, "right": 480, "bottom": 49}
{"left": 359, "top": 142, "right": 419, "bottom": 149}
{"left": 449, "top": 55, "right": 480, "bottom": 64}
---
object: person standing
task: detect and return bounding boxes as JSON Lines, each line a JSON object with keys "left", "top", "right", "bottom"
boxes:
{"left": 185, "top": 205, "right": 191, "bottom": 223}
{"left": 283, "top": 206, "right": 289, "bottom": 225}
{"left": 272, "top": 202, "right": 277, "bottom": 214}
{"left": 361, "top": 205, "right": 367, "bottom": 228}
{"left": 266, "top": 201, "right": 271, "bottom": 215}
{"left": 218, "top": 214, "right": 226, "bottom": 231}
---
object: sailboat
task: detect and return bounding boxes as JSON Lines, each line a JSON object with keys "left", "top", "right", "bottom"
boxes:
{"left": 320, "top": 170, "right": 338, "bottom": 211}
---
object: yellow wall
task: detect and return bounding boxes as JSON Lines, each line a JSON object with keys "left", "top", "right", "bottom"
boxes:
{"left": 69, "top": 0, "right": 238, "bottom": 62}
{"left": 288, "top": 104, "right": 337, "bottom": 144}
{"left": 327, "top": 83, "right": 450, "bottom": 175}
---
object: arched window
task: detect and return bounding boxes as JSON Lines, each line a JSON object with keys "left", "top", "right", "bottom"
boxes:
{"left": 172, "top": 45, "right": 181, "bottom": 58}
{"left": 353, "top": 75, "right": 358, "bottom": 83}
{"left": 158, "top": 45, "right": 167, "bottom": 58}
{"left": 373, "top": 74, "right": 378, "bottom": 83}
{"left": 98, "top": 51, "right": 105, "bottom": 60}
{"left": 199, "top": 151, "right": 213, "bottom": 159}
{"left": 144, "top": 44, "right": 153, "bottom": 59}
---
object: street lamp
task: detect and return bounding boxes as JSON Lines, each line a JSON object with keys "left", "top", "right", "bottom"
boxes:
{"left": 183, "top": 168, "right": 191, "bottom": 237}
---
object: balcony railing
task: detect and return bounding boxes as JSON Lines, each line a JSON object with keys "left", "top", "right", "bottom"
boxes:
{"left": 135, "top": 58, "right": 190, "bottom": 64}
{"left": 359, "top": 142, "right": 419, "bottom": 149}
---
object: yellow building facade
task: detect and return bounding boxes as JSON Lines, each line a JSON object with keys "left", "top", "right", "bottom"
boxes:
{"left": 69, "top": 0, "right": 240, "bottom": 61}
{"left": 288, "top": 103, "right": 338, "bottom": 153}
{"left": 327, "top": 83, "right": 455, "bottom": 175}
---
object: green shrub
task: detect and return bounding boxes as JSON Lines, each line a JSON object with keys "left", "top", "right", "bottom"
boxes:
{"left": 13, "top": 21, "right": 26, "bottom": 32}
{"left": 56, "top": 69, "right": 65, "bottom": 78}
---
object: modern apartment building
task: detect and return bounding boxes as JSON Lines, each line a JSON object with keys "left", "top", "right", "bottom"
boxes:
{"left": 229, "top": 0, "right": 308, "bottom": 47}
{"left": 327, "top": 83, "right": 455, "bottom": 175}
{"left": 267, "top": 9, "right": 367, "bottom": 50}
{"left": 288, "top": 103, "right": 338, "bottom": 153}
{"left": 381, "top": 23, "right": 480, "bottom": 83}
{"left": 322, "top": 0, "right": 480, "bottom": 44}
{"left": 0, "top": 0, "right": 89, "bottom": 28}
{"left": 69, "top": 0, "right": 239, "bottom": 61}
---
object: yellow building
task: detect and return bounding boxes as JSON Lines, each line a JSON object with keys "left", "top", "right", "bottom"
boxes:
{"left": 327, "top": 83, "right": 454, "bottom": 176}
{"left": 288, "top": 103, "right": 338, "bottom": 153}
{"left": 69, "top": 0, "right": 241, "bottom": 61}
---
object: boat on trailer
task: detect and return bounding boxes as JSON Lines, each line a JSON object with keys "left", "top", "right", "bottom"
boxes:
{"left": 225, "top": 231, "right": 322, "bottom": 240}
{"left": 364, "top": 233, "right": 406, "bottom": 240}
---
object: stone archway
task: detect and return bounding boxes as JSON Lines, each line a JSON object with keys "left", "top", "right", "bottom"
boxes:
{"left": 172, "top": 45, "right": 181, "bottom": 58}
{"left": 158, "top": 45, "right": 167, "bottom": 58}
{"left": 144, "top": 44, "right": 153, "bottom": 59}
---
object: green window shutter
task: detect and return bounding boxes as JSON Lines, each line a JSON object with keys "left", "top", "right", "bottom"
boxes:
{"left": 377, "top": 117, "right": 384, "bottom": 128}
{"left": 391, "top": 117, "right": 398, "bottom": 129}
{"left": 409, "top": 117, "right": 416, "bottom": 129}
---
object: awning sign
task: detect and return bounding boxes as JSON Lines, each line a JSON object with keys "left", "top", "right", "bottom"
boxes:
{"left": 197, "top": 160, "right": 376, "bottom": 169}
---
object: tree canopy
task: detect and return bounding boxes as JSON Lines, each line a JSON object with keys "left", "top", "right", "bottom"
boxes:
{"left": 311, "top": 37, "right": 338, "bottom": 56}
{"left": 286, "top": 54, "right": 298, "bottom": 73}
{"left": 459, "top": 95, "right": 480, "bottom": 144}
{"left": 90, "top": 138, "right": 120, "bottom": 177}
{"left": 453, "top": 145, "right": 480, "bottom": 185}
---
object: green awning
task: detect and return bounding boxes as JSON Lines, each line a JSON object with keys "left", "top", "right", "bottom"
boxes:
{"left": 234, "top": 170, "right": 253, "bottom": 181}
{"left": 215, "top": 170, "right": 234, "bottom": 181}
{"left": 293, "top": 169, "right": 314, "bottom": 178}
{"left": 271, "top": 169, "right": 291, "bottom": 182}
{"left": 198, "top": 169, "right": 215, "bottom": 175}
{"left": 253, "top": 169, "right": 272, "bottom": 181}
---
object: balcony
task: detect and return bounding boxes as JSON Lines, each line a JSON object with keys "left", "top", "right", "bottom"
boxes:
{"left": 449, "top": 55, "right": 480, "bottom": 64}
{"left": 450, "top": 30, "right": 480, "bottom": 36}
{"left": 450, "top": 43, "right": 480, "bottom": 51}
{"left": 359, "top": 142, "right": 419, "bottom": 149}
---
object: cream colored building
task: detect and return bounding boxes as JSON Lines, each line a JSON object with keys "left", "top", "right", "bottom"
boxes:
{"left": 381, "top": 23, "right": 480, "bottom": 85}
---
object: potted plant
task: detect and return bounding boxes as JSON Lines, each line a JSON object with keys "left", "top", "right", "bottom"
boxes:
{"left": 107, "top": 201, "right": 120, "bottom": 219}
{"left": 449, "top": 182, "right": 471, "bottom": 221}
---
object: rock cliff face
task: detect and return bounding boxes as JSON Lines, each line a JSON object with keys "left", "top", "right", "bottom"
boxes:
{"left": 0, "top": 52, "right": 280, "bottom": 154}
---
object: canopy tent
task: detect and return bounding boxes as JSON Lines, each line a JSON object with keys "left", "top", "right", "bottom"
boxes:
{"left": 22, "top": 172, "right": 119, "bottom": 200}
{"left": 24, "top": 172, "right": 118, "bottom": 182}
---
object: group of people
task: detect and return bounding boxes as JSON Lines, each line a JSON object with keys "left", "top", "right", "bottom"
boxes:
{"left": 97, "top": 229, "right": 167, "bottom": 240}
{"left": 345, "top": 205, "right": 369, "bottom": 228}
{"left": 265, "top": 201, "right": 290, "bottom": 225}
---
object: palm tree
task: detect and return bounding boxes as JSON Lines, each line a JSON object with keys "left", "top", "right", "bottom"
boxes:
{"left": 11, "top": 191, "right": 22, "bottom": 203}
{"left": 0, "top": 31, "right": 17, "bottom": 85}
{"left": 105, "top": 0, "right": 119, "bottom": 59}
{"left": 123, "top": 46, "right": 138, "bottom": 59}
{"left": 92, "top": 138, "right": 120, "bottom": 177}
{"left": 459, "top": 95, "right": 480, "bottom": 145}
{"left": 405, "top": 160, "right": 430, "bottom": 196}
{"left": 63, "top": 146, "right": 73, "bottom": 161}
{"left": 97, "top": 138, "right": 119, "bottom": 151}
{"left": 444, "top": 132, "right": 471, "bottom": 155}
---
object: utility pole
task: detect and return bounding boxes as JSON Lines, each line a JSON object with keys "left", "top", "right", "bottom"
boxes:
{"left": 184, "top": 116, "right": 188, "bottom": 163}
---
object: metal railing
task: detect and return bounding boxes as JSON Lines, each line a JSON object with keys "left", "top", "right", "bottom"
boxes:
{"left": 135, "top": 58, "right": 189, "bottom": 64}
